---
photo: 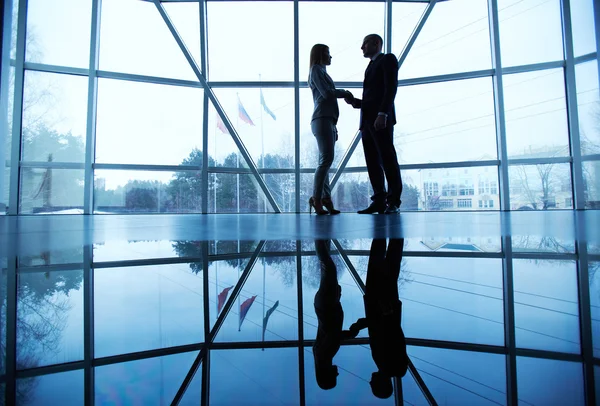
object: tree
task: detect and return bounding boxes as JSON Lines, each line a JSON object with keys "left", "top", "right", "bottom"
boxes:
{"left": 512, "top": 163, "right": 565, "bottom": 210}
{"left": 401, "top": 184, "right": 420, "bottom": 210}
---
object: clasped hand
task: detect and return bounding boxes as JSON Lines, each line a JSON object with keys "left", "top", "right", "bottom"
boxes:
{"left": 343, "top": 90, "right": 354, "bottom": 105}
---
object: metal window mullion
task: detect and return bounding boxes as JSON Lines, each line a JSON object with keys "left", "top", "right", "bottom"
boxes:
{"left": 488, "top": 0, "right": 510, "bottom": 211}
{"left": 200, "top": 0, "right": 208, "bottom": 214}
{"left": 0, "top": 0, "right": 14, "bottom": 213}
{"left": 594, "top": 0, "right": 600, "bottom": 98}
{"left": 561, "top": 0, "right": 585, "bottom": 210}
{"left": 151, "top": 0, "right": 281, "bottom": 213}
{"left": 294, "top": 0, "right": 300, "bottom": 212}
{"left": 83, "top": 244, "right": 95, "bottom": 406}
{"left": 84, "top": 0, "right": 102, "bottom": 214}
{"left": 386, "top": 0, "right": 393, "bottom": 54}
{"left": 201, "top": 242, "right": 209, "bottom": 406}
{"left": 575, "top": 217, "right": 595, "bottom": 405}
{"left": 8, "top": 0, "right": 28, "bottom": 215}
{"left": 502, "top": 217, "right": 518, "bottom": 405}
{"left": 5, "top": 239, "right": 17, "bottom": 405}
{"left": 296, "top": 241, "right": 305, "bottom": 406}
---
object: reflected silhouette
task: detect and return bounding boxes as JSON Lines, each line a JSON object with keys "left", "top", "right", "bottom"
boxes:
{"left": 350, "top": 238, "right": 408, "bottom": 399}
{"left": 312, "top": 239, "right": 355, "bottom": 390}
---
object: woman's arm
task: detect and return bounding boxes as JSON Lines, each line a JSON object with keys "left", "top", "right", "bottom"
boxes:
{"left": 309, "top": 65, "right": 336, "bottom": 99}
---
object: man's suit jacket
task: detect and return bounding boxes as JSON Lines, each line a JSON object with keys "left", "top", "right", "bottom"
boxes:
{"left": 352, "top": 53, "right": 399, "bottom": 130}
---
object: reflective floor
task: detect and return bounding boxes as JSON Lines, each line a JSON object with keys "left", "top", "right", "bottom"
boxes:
{"left": 0, "top": 211, "right": 599, "bottom": 405}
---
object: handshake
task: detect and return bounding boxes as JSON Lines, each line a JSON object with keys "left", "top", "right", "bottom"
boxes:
{"left": 343, "top": 90, "right": 355, "bottom": 106}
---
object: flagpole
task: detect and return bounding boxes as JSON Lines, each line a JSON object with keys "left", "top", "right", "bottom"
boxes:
{"left": 213, "top": 116, "right": 217, "bottom": 213}
{"left": 236, "top": 93, "right": 240, "bottom": 214}
{"left": 260, "top": 75, "right": 266, "bottom": 213}
{"left": 238, "top": 257, "right": 241, "bottom": 331}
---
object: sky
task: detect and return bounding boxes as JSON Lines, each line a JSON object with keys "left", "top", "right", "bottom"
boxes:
{"left": 1, "top": 0, "right": 598, "bottom": 195}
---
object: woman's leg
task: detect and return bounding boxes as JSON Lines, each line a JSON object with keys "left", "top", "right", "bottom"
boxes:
{"left": 312, "top": 119, "right": 335, "bottom": 199}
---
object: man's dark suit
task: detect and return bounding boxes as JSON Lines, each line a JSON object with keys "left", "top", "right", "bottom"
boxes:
{"left": 351, "top": 53, "right": 403, "bottom": 207}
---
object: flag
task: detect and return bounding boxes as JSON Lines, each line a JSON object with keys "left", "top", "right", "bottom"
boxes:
{"left": 216, "top": 113, "right": 228, "bottom": 134}
{"left": 239, "top": 295, "right": 257, "bottom": 330}
{"left": 217, "top": 286, "right": 233, "bottom": 314}
{"left": 260, "top": 89, "right": 277, "bottom": 121}
{"left": 262, "top": 300, "right": 279, "bottom": 341}
{"left": 237, "top": 95, "right": 255, "bottom": 126}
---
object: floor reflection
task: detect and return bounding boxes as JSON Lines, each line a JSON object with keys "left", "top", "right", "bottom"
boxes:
{"left": 1, "top": 231, "right": 595, "bottom": 405}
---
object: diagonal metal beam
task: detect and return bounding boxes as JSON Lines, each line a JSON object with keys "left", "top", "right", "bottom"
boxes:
{"left": 408, "top": 359, "right": 438, "bottom": 406}
{"left": 8, "top": 0, "right": 28, "bottom": 215}
{"left": 171, "top": 240, "right": 266, "bottom": 405}
{"left": 332, "top": 1, "right": 436, "bottom": 191}
{"left": 330, "top": 131, "right": 362, "bottom": 191}
{"left": 398, "top": 0, "right": 437, "bottom": 69}
{"left": 332, "top": 239, "right": 366, "bottom": 293}
{"left": 151, "top": 0, "right": 281, "bottom": 213}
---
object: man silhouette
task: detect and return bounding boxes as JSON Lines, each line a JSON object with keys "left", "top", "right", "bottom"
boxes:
{"left": 346, "top": 34, "right": 403, "bottom": 214}
{"left": 349, "top": 238, "right": 408, "bottom": 399}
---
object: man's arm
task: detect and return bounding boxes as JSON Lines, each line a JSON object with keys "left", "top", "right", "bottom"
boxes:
{"left": 378, "top": 54, "right": 399, "bottom": 114}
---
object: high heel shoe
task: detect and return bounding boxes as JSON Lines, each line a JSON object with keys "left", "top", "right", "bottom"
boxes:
{"left": 309, "top": 197, "right": 328, "bottom": 215}
{"left": 322, "top": 197, "right": 341, "bottom": 215}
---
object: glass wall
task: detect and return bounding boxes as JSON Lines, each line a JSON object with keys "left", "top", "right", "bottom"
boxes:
{"left": 0, "top": 0, "right": 598, "bottom": 214}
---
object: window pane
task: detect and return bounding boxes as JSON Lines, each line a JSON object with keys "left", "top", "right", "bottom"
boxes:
{"left": 212, "top": 88, "right": 294, "bottom": 169}
{"left": 405, "top": 167, "right": 499, "bottom": 212}
{"left": 213, "top": 257, "right": 298, "bottom": 343}
{"left": 400, "top": 257, "right": 504, "bottom": 345}
{"left": 19, "top": 246, "right": 83, "bottom": 267}
{"left": 575, "top": 61, "right": 600, "bottom": 156}
{"left": 208, "top": 173, "right": 271, "bottom": 213}
{"left": 94, "top": 169, "right": 202, "bottom": 214}
{"left": 26, "top": 0, "right": 91, "bottom": 68}
{"left": 303, "top": 250, "right": 368, "bottom": 340}
{"left": 503, "top": 69, "right": 569, "bottom": 158}
{"left": 305, "top": 345, "right": 395, "bottom": 405}
{"left": 399, "top": 0, "right": 491, "bottom": 79}
{"left": 262, "top": 173, "right": 295, "bottom": 213}
{"left": 20, "top": 168, "right": 84, "bottom": 214}
{"left": 395, "top": 78, "right": 497, "bottom": 164}
{"left": 210, "top": 348, "right": 299, "bottom": 405}
{"left": 391, "top": 2, "right": 428, "bottom": 58}
{"left": 93, "top": 240, "right": 202, "bottom": 263}
{"left": 498, "top": 0, "right": 563, "bottom": 67}
{"left": 17, "top": 270, "right": 83, "bottom": 368}
{"left": 571, "top": 0, "right": 597, "bottom": 57}
{"left": 94, "top": 265, "right": 204, "bottom": 357}
{"left": 163, "top": 2, "right": 201, "bottom": 65}
{"left": 514, "top": 259, "right": 579, "bottom": 353}
{"left": 95, "top": 351, "right": 199, "bottom": 404}
{"left": 207, "top": 2, "right": 293, "bottom": 81}
{"left": 584, "top": 160, "right": 600, "bottom": 209}
{"left": 96, "top": 79, "right": 203, "bottom": 166}
{"left": 408, "top": 347, "right": 506, "bottom": 406}
{"left": 99, "top": 0, "right": 197, "bottom": 80}
{"left": 329, "top": 172, "right": 373, "bottom": 213}
{"left": 508, "top": 163, "right": 572, "bottom": 210}
{"left": 299, "top": 2, "right": 385, "bottom": 82}
{"left": 22, "top": 71, "right": 88, "bottom": 163}
{"left": 517, "top": 357, "right": 584, "bottom": 405}
{"left": 17, "top": 370, "right": 83, "bottom": 406}
{"left": 299, "top": 87, "right": 361, "bottom": 169}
